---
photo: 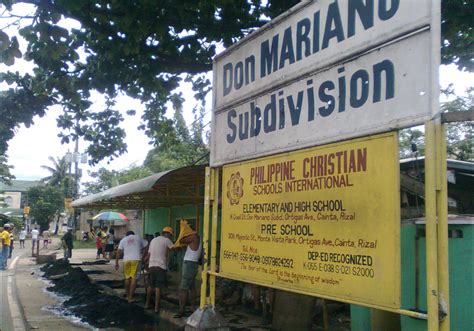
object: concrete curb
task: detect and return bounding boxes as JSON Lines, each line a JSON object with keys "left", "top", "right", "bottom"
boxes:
{"left": 7, "top": 256, "right": 26, "bottom": 331}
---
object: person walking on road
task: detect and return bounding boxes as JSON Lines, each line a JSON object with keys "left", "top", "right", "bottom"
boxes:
{"left": 1, "top": 224, "right": 12, "bottom": 270}
{"left": 0, "top": 227, "right": 4, "bottom": 270}
{"left": 61, "top": 228, "right": 74, "bottom": 260}
{"left": 144, "top": 227, "right": 175, "bottom": 313}
{"left": 8, "top": 227, "right": 14, "bottom": 258}
{"left": 104, "top": 228, "right": 115, "bottom": 260}
{"left": 95, "top": 231, "right": 104, "bottom": 259}
{"left": 19, "top": 227, "right": 26, "bottom": 248}
{"left": 115, "top": 231, "right": 148, "bottom": 304}
{"left": 31, "top": 226, "right": 39, "bottom": 256}
{"left": 42, "top": 229, "right": 50, "bottom": 249}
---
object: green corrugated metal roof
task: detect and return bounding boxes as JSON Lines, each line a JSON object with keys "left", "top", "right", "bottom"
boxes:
{"left": 71, "top": 165, "right": 206, "bottom": 209}
{"left": 400, "top": 158, "right": 474, "bottom": 173}
{"left": 0, "top": 208, "right": 23, "bottom": 218}
{"left": 0, "top": 180, "right": 41, "bottom": 192}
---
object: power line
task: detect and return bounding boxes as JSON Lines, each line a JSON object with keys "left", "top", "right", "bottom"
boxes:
{"left": 185, "top": 108, "right": 211, "bottom": 132}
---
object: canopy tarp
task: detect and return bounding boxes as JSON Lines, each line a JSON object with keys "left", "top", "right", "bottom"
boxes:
{"left": 71, "top": 165, "right": 206, "bottom": 209}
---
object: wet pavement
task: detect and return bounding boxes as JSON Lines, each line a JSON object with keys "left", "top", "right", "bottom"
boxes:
{"left": 9, "top": 240, "right": 272, "bottom": 330}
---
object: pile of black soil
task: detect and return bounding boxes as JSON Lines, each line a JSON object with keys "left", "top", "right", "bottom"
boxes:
{"left": 41, "top": 259, "right": 154, "bottom": 329}
{"left": 41, "top": 258, "right": 71, "bottom": 276}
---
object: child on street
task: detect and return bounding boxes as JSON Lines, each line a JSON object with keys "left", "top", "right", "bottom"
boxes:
{"left": 96, "top": 233, "right": 104, "bottom": 259}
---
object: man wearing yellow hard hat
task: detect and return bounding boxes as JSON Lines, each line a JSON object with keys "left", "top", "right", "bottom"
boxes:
{"left": 144, "top": 226, "right": 175, "bottom": 312}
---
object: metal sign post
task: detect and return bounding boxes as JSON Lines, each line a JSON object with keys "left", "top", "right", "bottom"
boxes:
{"left": 210, "top": 169, "right": 220, "bottom": 306}
{"left": 203, "top": 0, "right": 447, "bottom": 329}
{"left": 199, "top": 167, "right": 212, "bottom": 309}
{"left": 425, "top": 120, "right": 439, "bottom": 330}
{"left": 436, "top": 121, "right": 450, "bottom": 331}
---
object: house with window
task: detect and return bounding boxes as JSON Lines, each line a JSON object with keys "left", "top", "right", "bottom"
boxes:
{"left": 0, "top": 180, "right": 40, "bottom": 219}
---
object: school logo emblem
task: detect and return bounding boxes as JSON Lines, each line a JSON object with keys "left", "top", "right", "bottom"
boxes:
{"left": 227, "top": 172, "right": 244, "bottom": 205}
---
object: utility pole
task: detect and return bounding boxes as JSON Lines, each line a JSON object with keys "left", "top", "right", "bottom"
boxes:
{"left": 65, "top": 136, "right": 87, "bottom": 231}
{"left": 74, "top": 137, "right": 79, "bottom": 199}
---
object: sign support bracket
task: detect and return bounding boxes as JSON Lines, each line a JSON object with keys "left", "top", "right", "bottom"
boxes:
{"left": 436, "top": 120, "right": 450, "bottom": 330}
{"left": 210, "top": 168, "right": 220, "bottom": 306}
{"left": 199, "top": 167, "right": 212, "bottom": 308}
{"left": 425, "top": 120, "right": 440, "bottom": 331}
{"left": 199, "top": 167, "right": 220, "bottom": 308}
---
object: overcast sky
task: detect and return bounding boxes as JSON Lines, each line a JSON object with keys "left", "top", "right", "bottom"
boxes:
{"left": 5, "top": 65, "right": 471, "bottom": 184}
{"left": 1, "top": 4, "right": 472, "bottom": 186}
{"left": 1, "top": 3, "right": 212, "bottom": 184}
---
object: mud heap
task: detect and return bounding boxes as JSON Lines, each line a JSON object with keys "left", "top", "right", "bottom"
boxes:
{"left": 41, "top": 259, "right": 154, "bottom": 328}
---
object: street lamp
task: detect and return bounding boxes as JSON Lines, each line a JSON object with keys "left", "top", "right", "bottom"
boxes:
{"left": 65, "top": 150, "right": 88, "bottom": 198}
{"left": 65, "top": 147, "right": 87, "bottom": 229}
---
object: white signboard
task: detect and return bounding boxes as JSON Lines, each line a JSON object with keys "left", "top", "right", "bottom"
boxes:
{"left": 214, "top": 0, "right": 432, "bottom": 111}
{"left": 212, "top": 31, "right": 431, "bottom": 166}
{"left": 211, "top": 0, "right": 439, "bottom": 166}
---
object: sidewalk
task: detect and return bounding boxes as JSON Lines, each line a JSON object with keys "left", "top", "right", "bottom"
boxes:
{"left": 13, "top": 239, "right": 270, "bottom": 330}
{"left": 14, "top": 242, "right": 89, "bottom": 330}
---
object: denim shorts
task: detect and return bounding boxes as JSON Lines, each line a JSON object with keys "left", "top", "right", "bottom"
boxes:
{"left": 180, "top": 260, "right": 199, "bottom": 290}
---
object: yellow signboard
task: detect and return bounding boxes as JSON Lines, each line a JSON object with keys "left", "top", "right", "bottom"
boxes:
{"left": 64, "top": 198, "right": 73, "bottom": 212}
{"left": 220, "top": 133, "right": 400, "bottom": 308}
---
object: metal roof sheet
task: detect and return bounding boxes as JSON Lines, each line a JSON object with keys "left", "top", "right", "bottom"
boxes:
{"left": 71, "top": 165, "right": 206, "bottom": 209}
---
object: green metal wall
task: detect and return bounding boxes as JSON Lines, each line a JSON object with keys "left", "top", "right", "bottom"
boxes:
{"left": 351, "top": 222, "right": 474, "bottom": 331}
{"left": 144, "top": 204, "right": 207, "bottom": 273}
{"left": 143, "top": 208, "right": 169, "bottom": 236}
{"left": 143, "top": 204, "right": 205, "bottom": 237}
{"left": 400, "top": 223, "right": 473, "bottom": 331}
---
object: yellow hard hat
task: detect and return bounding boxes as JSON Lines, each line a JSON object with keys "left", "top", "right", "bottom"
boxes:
{"left": 162, "top": 226, "right": 174, "bottom": 235}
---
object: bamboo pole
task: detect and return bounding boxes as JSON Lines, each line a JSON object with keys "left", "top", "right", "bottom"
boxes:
{"left": 210, "top": 168, "right": 220, "bottom": 306}
{"left": 425, "top": 120, "right": 439, "bottom": 331}
{"left": 199, "top": 167, "right": 212, "bottom": 309}
{"left": 436, "top": 122, "right": 450, "bottom": 330}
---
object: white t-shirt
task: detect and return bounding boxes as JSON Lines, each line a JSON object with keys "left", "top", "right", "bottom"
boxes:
{"left": 19, "top": 230, "right": 27, "bottom": 240}
{"left": 118, "top": 234, "right": 148, "bottom": 261}
{"left": 31, "top": 229, "right": 39, "bottom": 240}
{"left": 148, "top": 236, "right": 174, "bottom": 269}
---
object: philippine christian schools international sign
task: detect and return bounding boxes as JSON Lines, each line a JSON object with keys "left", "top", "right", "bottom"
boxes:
{"left": 220, "top": 133, "right": 400, "bottom": 308}
{"left": 211, "top": 0, "right": 437, "bottom": 166}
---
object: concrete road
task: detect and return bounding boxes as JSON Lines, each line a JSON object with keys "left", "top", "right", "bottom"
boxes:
{"left": 0, "top": 244, "right": 28, "bottom": 331}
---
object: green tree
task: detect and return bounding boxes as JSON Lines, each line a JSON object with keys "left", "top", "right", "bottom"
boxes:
{"left": 40, "top": 156, "right": 74, "bottom": 196}
{"left": 28, "top": 185, "right": 63, "bottom": 231}
{"left": 5, "top": 217, "right": 23, "bottom": 233}
{"left": 0, "top": 0, "right": 471, "bottom": 167}
{"left": 399, "top": 128, "right": 425, "bottom": 159}
{"left": 116, "top": 166, "right": 153, "bottom": 184}
{"left": 399, "top": 88, "right": 473, "bottom": 161}
{"left": 0, "top": 154, "right": 14, "bottom": 184}
{"left": 144, "top": 101, "right": 209, "bottom": 173}
{"left": 83, "top": 168, "right": 119, "bottom": 195}
{"left": 441, "top": 0, "right": 474, "bottom": 72}
{"left": 442, "top": 88, "right": 474, "bottom": 161}
{"left": 83, "top": 165, "right": 153, "bottom": 195}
